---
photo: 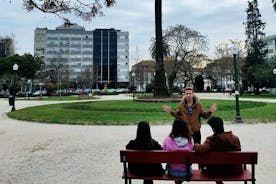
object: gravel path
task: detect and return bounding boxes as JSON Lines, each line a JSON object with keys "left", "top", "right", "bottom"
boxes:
{"left": 0, "top": 94, "right": 275, "bottom": 184}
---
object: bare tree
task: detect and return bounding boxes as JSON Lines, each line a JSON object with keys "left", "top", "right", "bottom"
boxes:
{"left": 79, "top": 68, "right": 92, "bottom": 89}
{"left": 163, "top": 25, "right": 208, "bottom": 93}
{"left": 214, "top": 40, "right": 245, "bottom": 80}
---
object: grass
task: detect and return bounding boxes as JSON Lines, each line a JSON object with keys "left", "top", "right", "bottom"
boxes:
{"left": 7, "top": 99, "right": 276, "bottom": 125}
{"left": 240, "top": 93, "right": 276, "bottom": 99}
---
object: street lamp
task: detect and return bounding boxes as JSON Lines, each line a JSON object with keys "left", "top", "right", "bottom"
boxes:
{"left": 132, "top": 72, "right": 136, "bottom": 101}
{"left": 273, "top": 68, "right": 276, "bottom": 75}
{"left": 11, "top": 63, "right": 19, "bottom": 112}
{"left": 231, "top": 46, "right": 242, "bottom": 123}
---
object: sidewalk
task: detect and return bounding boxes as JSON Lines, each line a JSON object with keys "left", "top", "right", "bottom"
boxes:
{"left": 0, "top": 94, "right": 275, "bottom": 184}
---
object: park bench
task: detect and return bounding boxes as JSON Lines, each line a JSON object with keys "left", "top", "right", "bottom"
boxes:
{"left": 120, "top": 150, "right": 257, "bottom": 184}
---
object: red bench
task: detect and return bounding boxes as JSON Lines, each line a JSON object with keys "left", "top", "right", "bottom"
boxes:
{"left": 120, "top": 150, "right": 257, "bottom": 184}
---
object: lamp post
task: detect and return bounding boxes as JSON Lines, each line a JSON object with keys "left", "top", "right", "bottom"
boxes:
{"left": 132, "top": 72, "right": 136, "bottom": 101}
{"left": 11, "top": 64, "right": 19, "bottom": 112}
{"left": 232, "top": 46, "right": 242, "bottom": 123}
{"left": 39, "top": 83, "right": 43, "bottom": 99}
{"left": 27, "top": 79, "right": 31, "bottom": 100}
{"left": 76, "top": 80, "right": 78, "bottom": 90}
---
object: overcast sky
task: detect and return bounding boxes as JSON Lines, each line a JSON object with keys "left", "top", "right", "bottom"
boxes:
{"left": 1, "top": 0, "right": 276, "bottom": 67}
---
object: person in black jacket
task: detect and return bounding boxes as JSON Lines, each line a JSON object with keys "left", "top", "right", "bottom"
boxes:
{"left": 126, "top": 121, "right": 164, "bottom": 184}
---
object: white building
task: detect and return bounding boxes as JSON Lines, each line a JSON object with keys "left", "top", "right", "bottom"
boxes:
{"left": 34, "top": 22, "right": 129, "bottom": 88}
{"left": 263, "top": 34, "right": 276, "bottom": 58}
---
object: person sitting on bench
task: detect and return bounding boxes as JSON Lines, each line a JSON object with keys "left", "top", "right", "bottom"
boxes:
{"left": 126, "top": 121, "right": 164, "bottom": 184}
{"left": 194, "top": 116, "right": 243, "bottom": 184}
{"left": 163, "top": 119, "right": 194, "bottom": 184}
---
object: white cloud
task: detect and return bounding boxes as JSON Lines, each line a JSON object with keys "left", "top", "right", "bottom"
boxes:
{"left": 1, "top": 0, "right": 276, "bottom": 66}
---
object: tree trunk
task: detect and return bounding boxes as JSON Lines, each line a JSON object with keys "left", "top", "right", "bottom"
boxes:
{"left": 154, "top": 0, "right": 170, "bottom": 97}
{"left": 168, "top": 75, "right": 175, "bottom": 95}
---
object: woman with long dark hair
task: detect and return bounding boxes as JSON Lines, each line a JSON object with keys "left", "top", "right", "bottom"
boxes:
{"left": 126, "top": 121, "right": 164, "bottom": 184}
{"left": 163, "top": 119, "right": 194, "bottom": 184}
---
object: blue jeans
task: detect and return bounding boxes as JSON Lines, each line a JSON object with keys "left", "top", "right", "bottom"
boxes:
{"left": 168, "top": 167, "right": 193, "bottom": 178}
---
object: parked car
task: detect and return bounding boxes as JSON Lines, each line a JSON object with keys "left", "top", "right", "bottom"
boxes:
{"left": 33, "top": 90, "right": 47, "bottom": 96}
{"left": 260, "top": 87, "right": 270, "bottom": 93}
{"left": 0, "top": 90, "right": 9, "bottom": 98}
{"left": 115, "top": 88, "right": 129, "bottom": 93}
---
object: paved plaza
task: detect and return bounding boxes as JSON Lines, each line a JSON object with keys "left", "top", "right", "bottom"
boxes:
{"left": 0, "top": 94, "right": 275, "bottom": 184}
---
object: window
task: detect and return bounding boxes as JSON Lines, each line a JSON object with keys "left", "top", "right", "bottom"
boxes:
{"left": 268, "top": 49, "right": 274, "bottom": 53}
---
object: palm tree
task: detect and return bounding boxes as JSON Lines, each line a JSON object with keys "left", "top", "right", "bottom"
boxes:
{"left": 149, "top": 36, "right": 171, "bottom": 59}
{"left": 154, "top": 0, "right": 170, "bottom": 97}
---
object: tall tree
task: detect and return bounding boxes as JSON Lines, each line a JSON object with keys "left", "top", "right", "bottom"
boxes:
{"left": 273, "top": 0, "right": 276, "bottom": 11}
{"left": 163, "top": 25, "right": 207, "bottom": 94}
{"left": 20, "top": 0, "right": 115, "bottom": 21}
{"left": 212, "top": 40, "right": 246, "bottom": 85}
{"left": 243, "top": 0, "right": 267, "bottom": 94}
{"left": 154, "top": 0, "right": 170, "bottom": 97}
{"left": 0, "top": 54, "right": 43, "bottom": 79}
{"left": 0, "top": 54, "right": 44, "bottom": 90}
{"left": 149, "top": 36, "right": 171, "bottom": 59}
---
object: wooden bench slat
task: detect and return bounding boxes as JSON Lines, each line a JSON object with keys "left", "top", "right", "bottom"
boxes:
{"left": 190, "top": 169, "right": 253, "bottom": 181}
{"left": 123, "top": 169, "right": 253, "bottom": 181}
{"left": 120, "top": 150, "right": 258, "bottom": 164}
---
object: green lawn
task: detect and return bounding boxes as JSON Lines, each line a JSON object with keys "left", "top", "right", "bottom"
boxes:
{"left": 7, "top": 100, "right": 276, "bottom": 125}
{"left": 240, "top": 93, "right": 276, "bottom": 99}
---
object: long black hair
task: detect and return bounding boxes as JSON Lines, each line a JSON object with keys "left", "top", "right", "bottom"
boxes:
{"left": 136, "top": 121, "right": 152, "bottom": 141}
{"left": 169, "top": 119, "right": 192, "bottom": 141}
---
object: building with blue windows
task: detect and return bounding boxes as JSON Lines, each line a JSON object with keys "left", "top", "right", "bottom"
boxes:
{"left": 34, "top": 22, "right": 129, "bottom": 89}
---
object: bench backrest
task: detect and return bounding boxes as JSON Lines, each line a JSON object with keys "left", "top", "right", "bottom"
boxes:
{"left": 120, "top": 150, "right": 258, "bottom": 165}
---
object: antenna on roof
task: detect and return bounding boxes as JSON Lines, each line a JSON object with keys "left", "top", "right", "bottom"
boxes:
{"left": 64, "top": 19, "right": 73, "bottom": 27}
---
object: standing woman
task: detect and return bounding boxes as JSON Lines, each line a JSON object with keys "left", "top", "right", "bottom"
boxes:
{"left": 126, "top": 121, "right": 164, "bottom": 184}
{"left": 163, "top": 119, "right": 194, "bottom": 184}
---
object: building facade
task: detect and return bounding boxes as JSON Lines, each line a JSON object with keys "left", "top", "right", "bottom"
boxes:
{"left": 131, "top": 60, "right": 155, "bottom": 92}
{"left": 0, "top": 37, "right": 14, "bottom": 58}
{"left": 263, "top": 34, "right": 276, "bottom": 58}
{"left": 34, "top": 22, "right": 129, "bottom": 89}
